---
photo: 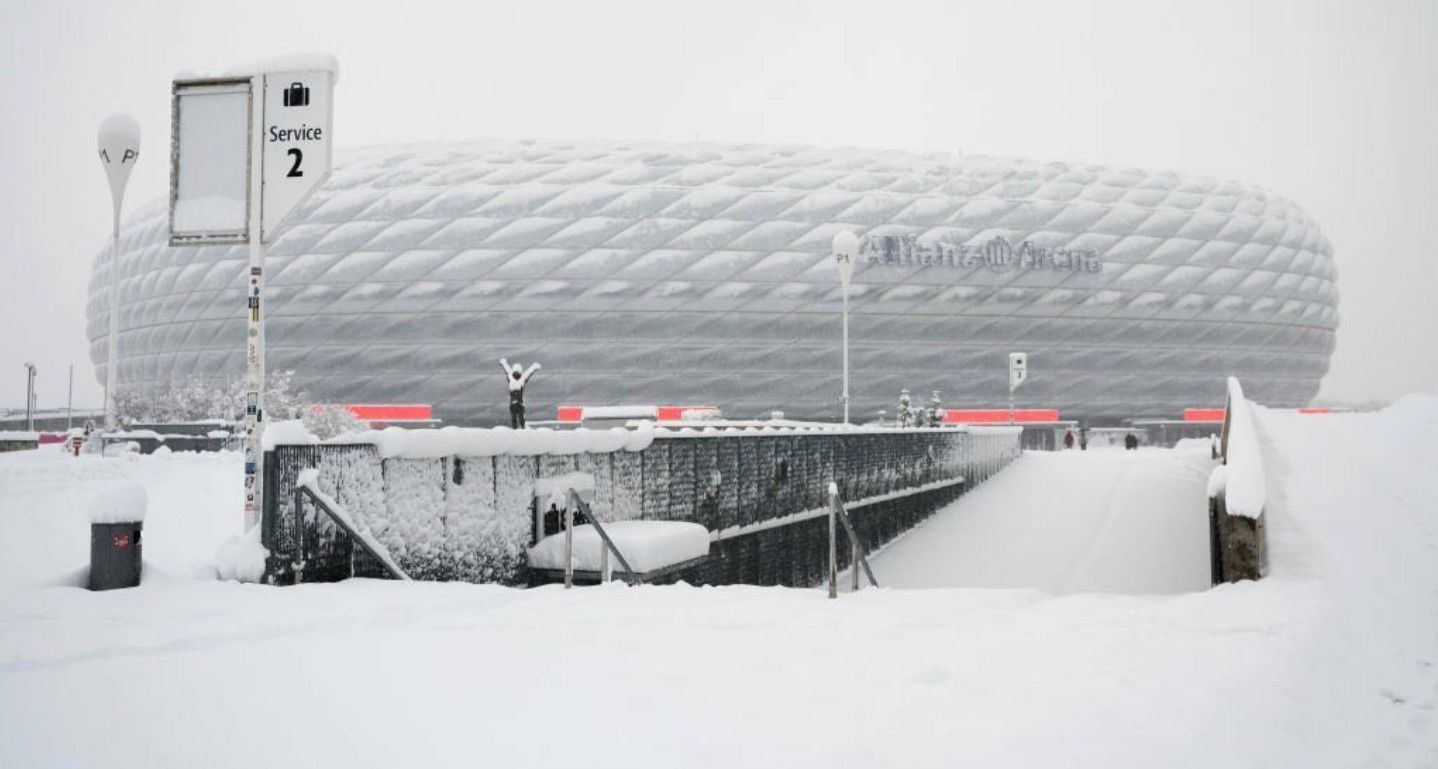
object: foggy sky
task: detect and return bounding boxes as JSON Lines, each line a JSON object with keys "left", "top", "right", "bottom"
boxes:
{"left": 2, "top": 0, "right": 1434, "bottom": 411}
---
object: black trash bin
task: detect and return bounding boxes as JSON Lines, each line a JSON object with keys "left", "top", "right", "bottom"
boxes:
{"left": 90, "top": 521, "right": 142, "bottom": 590}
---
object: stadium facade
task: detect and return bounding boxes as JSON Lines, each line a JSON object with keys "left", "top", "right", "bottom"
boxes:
{"left": 87, "top": 139, "right": 1339, "bottom": 425}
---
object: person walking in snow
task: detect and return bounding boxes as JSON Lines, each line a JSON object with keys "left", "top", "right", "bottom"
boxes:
{"left": 1063, "top": 429, "right": 1075, "bottom": 450}
{"left": 499, "top": 358, "right": 541, "bottom": 429}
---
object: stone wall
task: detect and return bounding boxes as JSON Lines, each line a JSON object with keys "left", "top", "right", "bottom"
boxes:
{"left": 262, "top": 427, "right": 1021, "bottom": 587}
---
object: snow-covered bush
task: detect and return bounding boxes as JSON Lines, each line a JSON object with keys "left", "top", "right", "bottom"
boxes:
{"left": 111, "top": 370, "right": 307, "bottom": 424}
{"left": 302, "top": 405, "right": 368, "bottom": 440}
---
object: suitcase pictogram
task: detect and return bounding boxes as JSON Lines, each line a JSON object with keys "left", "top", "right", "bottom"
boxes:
{"left": 282, "top": 81, "right": 309, "bottom": 107}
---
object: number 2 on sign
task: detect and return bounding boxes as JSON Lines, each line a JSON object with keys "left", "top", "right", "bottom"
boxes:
{"left": 287, "top": 148, "right": 303, "bottom": 177}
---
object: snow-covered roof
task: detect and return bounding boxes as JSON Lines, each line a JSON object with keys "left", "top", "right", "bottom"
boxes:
{"left": 90, "top": 137, "right": 1338, "bottom": 424}
{"left": 175, "top": 52, "right": 339, "bottom": 82}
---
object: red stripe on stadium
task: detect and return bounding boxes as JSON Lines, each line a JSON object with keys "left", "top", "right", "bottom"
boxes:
{"left": 1184, "top": 408, "right": 1226, "bottom": 422}
{"left": 942, "top": 409, "right": 1060, "bottom": 424}
{"left": 343, "top": 404, "right": 433, "bottom": 422}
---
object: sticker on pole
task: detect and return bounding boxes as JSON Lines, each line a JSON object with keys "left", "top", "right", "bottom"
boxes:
{"left": 261, "top": 71, "right": 332, "bottom": 242}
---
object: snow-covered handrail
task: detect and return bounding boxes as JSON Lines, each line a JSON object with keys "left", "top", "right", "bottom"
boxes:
{"left": 295, "top": 469, "right": 411, "bottom": 581}
{"left": 1219, "top": 377, "right": 1266, "bottom": 519}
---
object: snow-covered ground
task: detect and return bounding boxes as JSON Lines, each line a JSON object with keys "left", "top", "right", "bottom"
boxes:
{"left": 867, "top": 446, "right": 1213, "bottom": 594}
{"left": 2, "top": 400, "right": 1437, "bottom": 767}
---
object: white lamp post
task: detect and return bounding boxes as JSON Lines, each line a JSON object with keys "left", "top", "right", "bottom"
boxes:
{"left": 832, "top": 231, "right": 859, "bottom": 425}
{"left": 97, "top": 114, "right": 140, "bottom": 430}
{"left": 22, "top": 363, "right": 37, "bottom": 432}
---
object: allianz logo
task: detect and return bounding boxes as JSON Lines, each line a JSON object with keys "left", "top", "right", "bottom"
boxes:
{"left": 861, "top": 234, "right": 1102, "bottom": 272}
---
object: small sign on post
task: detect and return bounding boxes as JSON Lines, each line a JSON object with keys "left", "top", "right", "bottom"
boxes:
{"left": 1008, "top": 352, "right": 1028, "bottom": 425}
{"left": 1009, "top": 352, "right": 1028, "bottom": 393}
{"left": 261, "top": 71, "right": 333, "bottom": 240}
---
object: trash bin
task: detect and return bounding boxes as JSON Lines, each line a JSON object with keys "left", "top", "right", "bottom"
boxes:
{"left": 89, "top": 521, "right": 142, "bottom": 590}
{"left": 88, "top": 480, "right": 147, "bottom": 591}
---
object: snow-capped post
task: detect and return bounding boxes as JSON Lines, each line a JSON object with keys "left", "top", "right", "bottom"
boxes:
{"left": 97, "top": 114, "right": 140, "bottom": 430}
{"left": 500, "top": 358, "right": 541, "bottom": 429}
{"left": 1008, "top": 352, "right": 1027, "bottom": 424}
{"left": 169, "top": 55, "right": 337, "bottom": 531}
{"left": 22, "top": 363, "right": 37, "bottom": 431}
{"left": 832, "top": 231, "right": 858, "bottom": 425}
{"left": 88, "top": 480, "right": 146, "bottom": 590}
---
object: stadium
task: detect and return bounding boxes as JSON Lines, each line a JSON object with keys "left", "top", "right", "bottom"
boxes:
{"left": 86, "top": 139, "right": 1339, "bottom": 425}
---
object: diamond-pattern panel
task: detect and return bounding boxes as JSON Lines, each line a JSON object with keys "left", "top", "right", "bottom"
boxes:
{"left": 88, "top": 138, "right": 1338, "bottom": 422}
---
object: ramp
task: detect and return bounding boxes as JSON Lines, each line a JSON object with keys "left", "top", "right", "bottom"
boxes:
{"left": 868, "top": 446, "right": 1214, "bottom": 594}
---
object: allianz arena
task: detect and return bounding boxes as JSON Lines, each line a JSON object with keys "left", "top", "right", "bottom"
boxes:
{"left": 87, "top": 139, "right": 1339, "bottom": 425}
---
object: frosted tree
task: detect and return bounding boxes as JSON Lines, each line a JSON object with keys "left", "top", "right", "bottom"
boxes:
{"left": 221, "top": 370, "right": 307, "bottom": 422}
{"left": 111, "top": 370, "right": 307, "bottom": 425}
{"left": 302, "top": 404, "right": 368, "bottom": 440}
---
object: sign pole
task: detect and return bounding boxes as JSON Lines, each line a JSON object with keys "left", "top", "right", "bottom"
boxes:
{"left": 832, "top": 231, "right": 858, "bottom": 426}
{"left": 107, "top": 221, "right": 120, "bottom": 428}
{"left": 1008, "top": 352, "right": 1027, "bottom": 426}
{"left": 170, "top": 60, "right": 336, "bottom": 533}
{"left": 97, "top": 114, "right": 140, "bottom": 430}
{"left": 842, "top": 287, "right": 850, "bottom": 425}
{"left": 243, "top": 77, "right": 266, "bottom": 532}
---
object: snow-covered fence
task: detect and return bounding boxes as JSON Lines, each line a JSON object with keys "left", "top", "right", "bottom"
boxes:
{"left": 1209, "top": 377, "right": 1267, "bottom": 583}
{"left": 0, "top": 431, "right": 40, "bottom": 452}
{"left": 260, "top": 424, "right": 1022, "bottom": 586}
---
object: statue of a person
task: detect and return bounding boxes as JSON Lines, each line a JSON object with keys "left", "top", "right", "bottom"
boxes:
{"left": 499, "top": 358, "right": 541, "bottom": 429}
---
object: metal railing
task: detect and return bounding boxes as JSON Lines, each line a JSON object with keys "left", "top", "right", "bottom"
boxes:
{"left": 294, "top": 483, "right": 411, "bottom": 582}
{"left": 561, "top": 488, "right": 634, "bottom": 587}
{"left": 827, "top": 482, "right": 879, "bottom": 598}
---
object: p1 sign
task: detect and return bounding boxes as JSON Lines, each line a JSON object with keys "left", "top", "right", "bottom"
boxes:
{"left": 832, "top": 230, "right": 858, "bottom": 289}
{"left": 261, "top": 71, "right": 333, "bottom": 242}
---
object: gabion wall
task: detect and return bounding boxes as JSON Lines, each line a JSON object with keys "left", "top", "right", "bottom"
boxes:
{"left": 261, "top": 427, "right": 1021, "bottom": 586}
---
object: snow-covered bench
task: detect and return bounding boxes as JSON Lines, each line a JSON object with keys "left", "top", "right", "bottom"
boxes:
{"left": 528, "top": 520, "right": 711, "bottom": 584}
{"left": 528, "top": 473, "right": 710, "bottom": 584}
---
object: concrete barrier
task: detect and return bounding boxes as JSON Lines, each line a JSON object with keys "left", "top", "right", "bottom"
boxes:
{"left": 1208, "top": 378, "right": 1267, "bottom": 584}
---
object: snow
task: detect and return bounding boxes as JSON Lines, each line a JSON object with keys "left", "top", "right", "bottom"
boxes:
{"left": 1222, "top": 377, "right": 1266, "bottom": 517}
{"left": 103, "top": 429, "right": 163, "bottom": 440}
{"left": 98, "top": 113, "right": 141, "bottom": 145}
{"left": 102, "top": 441, "right": 140, "bottom": 457}
{"left": 261, "top": 419, "right": 318, "bottom": 449}
{"left": 213, "top": 525, "right": 267, "bottom": 583}
{"left": 867, "top": 446, "right": 1214, "bottom": 594}
{"left": 171, "top": 195, "right": 246, "bottom": 232}
{"left": 329, "top": 425, "right": 648, "bottom": 458}
{"left": 533, "top": 471, "right": 596, "bottom": 513}
{"left": 532, "top": 471, "right": 596, "bottom": 497}
{"left": 0, "top": 431, "right": 38, "bottom": 441}
{"left": 528, "top": 520, "right": 710, "bottom": 573}
{"left": 2, "top": 400, "right": 1438, "bottom": 767}
{"left": 1206, "top": 463, "right": 1227, "bottom": 498}
{"left": 87, "top": 480, "right": 147, "bottom": 523}
{"left": 175, "top": 52, "right": 340, "bottom": 82}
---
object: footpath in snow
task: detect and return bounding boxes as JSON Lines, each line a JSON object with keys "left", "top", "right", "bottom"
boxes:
{"left": 2, "top": 399, "right": 1437, "bottom": 768}
{"left": 868, "top": 446, "right": 1214, "bottom": 594}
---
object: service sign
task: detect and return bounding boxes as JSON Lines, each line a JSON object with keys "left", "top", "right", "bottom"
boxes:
{"left": 261, "top": 70, "right": 332, "bottom": 242}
